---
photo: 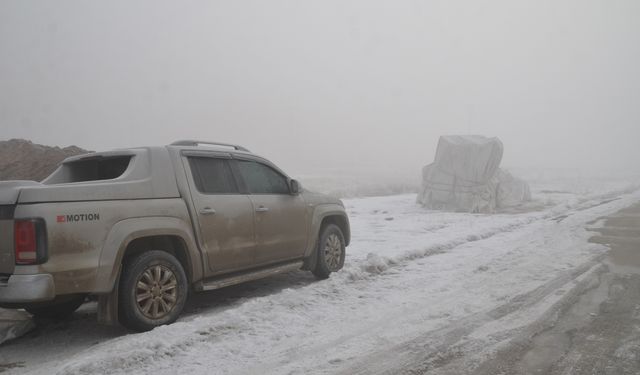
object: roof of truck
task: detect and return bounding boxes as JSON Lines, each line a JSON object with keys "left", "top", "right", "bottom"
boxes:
{"left": 62, "top": 140, "right": 255, "bottom": 163}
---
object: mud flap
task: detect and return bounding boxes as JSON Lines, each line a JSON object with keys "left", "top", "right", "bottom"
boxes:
{"left": 302, "top": 238, "right": 320, "bottom": 271}
{"left": 97, "top": 269, "right": 120, "bottom": 326}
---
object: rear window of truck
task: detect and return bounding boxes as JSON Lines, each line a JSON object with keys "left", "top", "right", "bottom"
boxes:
{"left": 48, "top": 155, "right": 133, "bottom": 183}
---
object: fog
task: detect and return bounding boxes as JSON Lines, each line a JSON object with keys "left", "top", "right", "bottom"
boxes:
{"left": 1, "top": 0, "right": 639, "bottom": 180}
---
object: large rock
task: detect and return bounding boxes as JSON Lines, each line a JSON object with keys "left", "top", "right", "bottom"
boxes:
{"left": 417, "top": 135, "right": 531, "bottom": 213}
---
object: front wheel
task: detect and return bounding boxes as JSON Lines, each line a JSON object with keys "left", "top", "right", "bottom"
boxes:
{"left": 118, "top": 251, "right": 188, "bottom": 332}
{"left": 312, "top": 224, "right": 346, "bottom": 279}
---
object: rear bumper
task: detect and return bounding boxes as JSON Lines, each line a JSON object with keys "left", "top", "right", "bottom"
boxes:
{"left": 0, "top": 274, "right": 55, "bottom": 303}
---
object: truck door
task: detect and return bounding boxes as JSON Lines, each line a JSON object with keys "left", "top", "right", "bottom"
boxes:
{"left": 184, "top": 155, "right": 256, "bottom": 275}
{"left": 233, "top": 159, "right": 307, "bottom": 266}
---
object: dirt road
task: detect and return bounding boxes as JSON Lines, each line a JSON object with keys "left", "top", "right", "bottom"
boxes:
{"left": 452, "top": 204, "right": 640, "bottom": 375}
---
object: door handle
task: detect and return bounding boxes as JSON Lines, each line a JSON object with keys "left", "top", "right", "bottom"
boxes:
{"left": 200, "top": 207, "right": 217, "bottom": 215}
{"left": 255, "top": 206, "right": 270, "bottom": 212}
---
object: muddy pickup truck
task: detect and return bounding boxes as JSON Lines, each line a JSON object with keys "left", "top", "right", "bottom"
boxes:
{"left": 0, "top": 140, "right": 349, "bottom": 331}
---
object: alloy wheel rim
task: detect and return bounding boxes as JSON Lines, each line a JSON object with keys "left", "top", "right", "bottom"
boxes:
{"left": 324, "top": 234, "right": 343, "bottom": 271}
{"left": 135, "top": 265, "right": 178, "bottom": 320}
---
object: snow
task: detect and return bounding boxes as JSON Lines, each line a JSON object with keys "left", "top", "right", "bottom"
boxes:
{"left": 0, "top": 310, "right": 34, "bottom": 345}
{"left": 3, "top": 176, "right": 640, "bottom": 375}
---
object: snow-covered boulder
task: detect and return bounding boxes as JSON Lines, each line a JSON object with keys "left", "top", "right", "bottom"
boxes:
{"left": 417, "top": 135, "right": 531, "bottom": 213}
{"left": 496, "top": 169, "right": 532, "bottom": 208}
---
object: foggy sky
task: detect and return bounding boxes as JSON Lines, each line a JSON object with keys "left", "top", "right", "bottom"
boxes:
{"left": 1, "top": 1, "right": 639, "bottom": 177}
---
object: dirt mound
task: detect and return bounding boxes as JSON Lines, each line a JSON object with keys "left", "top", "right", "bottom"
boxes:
{"left": 0, "top": 139, "right": 89, "bottom": 181}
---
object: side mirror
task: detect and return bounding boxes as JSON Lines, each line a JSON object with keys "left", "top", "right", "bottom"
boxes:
{"left": 289, "top": 179, "right": 302, "bottom": 195}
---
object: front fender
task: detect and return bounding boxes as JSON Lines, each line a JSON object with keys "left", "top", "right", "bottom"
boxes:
{"left": 303, "top": 204, "right": 350, "bottom": 259}
{"left": 94, "top": 217, "right": 202, "bottom": 293}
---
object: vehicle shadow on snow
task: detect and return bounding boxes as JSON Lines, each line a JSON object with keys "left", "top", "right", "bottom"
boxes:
{"left": 182, "top": 271, "right": 317, "bottom": 317}
{"left": 2, "top": 270, "right": 317, "bottom": 348}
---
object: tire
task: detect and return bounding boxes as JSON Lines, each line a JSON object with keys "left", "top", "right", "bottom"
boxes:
{"left": 25, "top": 294, "right": 86, "bottom": 319}
{"left": 312, "top": 224, "right": 346, "bottom": 279}
{"left": 118, "top": 251, "right": 188, "bottom": 332}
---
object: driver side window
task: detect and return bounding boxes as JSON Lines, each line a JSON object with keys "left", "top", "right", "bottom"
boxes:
{"left": 236, "top": 160, "right": 290, "bottom": 194}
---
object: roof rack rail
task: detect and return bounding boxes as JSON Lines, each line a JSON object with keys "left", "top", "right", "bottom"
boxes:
{"left": 171, "top": 140, "right": 250, "bottom": 152}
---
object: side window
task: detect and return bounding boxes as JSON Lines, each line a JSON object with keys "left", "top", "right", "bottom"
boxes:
{"left": 236, "top": 160, "right": 290, "bottom": 194}
{"left": 188, "top": 157, "right": 238, "bottom": 194}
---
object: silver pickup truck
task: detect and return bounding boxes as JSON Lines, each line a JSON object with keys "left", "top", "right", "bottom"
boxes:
{"left": 0, "top": 140, "right": 350, "bottom": 331}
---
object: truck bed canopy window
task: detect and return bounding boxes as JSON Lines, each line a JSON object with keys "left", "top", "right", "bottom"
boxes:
{"left": 48, "top": 155, "right": 133, "bottom": 183}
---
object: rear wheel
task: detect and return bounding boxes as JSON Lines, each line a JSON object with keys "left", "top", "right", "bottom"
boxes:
{"left": 118, "top": 251, "right": 188, "bottom": 332}
{"left": 312, "top": 224, "right": 346, "bottom": 279}
{"left": 25, "top": 294, "right": 86, "bottom": 319}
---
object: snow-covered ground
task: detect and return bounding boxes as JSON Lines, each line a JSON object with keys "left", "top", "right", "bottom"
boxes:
{"left": 2, "top": 176, "right": 640, "bottom": 375}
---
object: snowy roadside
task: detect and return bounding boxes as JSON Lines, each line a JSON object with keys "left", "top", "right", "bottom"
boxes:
{"left": 2, "top": 180, "right": 640, "bottom": 375}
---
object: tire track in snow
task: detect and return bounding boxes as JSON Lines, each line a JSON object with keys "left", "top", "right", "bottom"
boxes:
{"left": 340, "top": 260, "right": 607, "bottom": 375}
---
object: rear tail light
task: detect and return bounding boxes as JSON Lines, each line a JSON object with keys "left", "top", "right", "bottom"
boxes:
{"left": 14, "top": 219, "right": 48, "bottom": 265}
